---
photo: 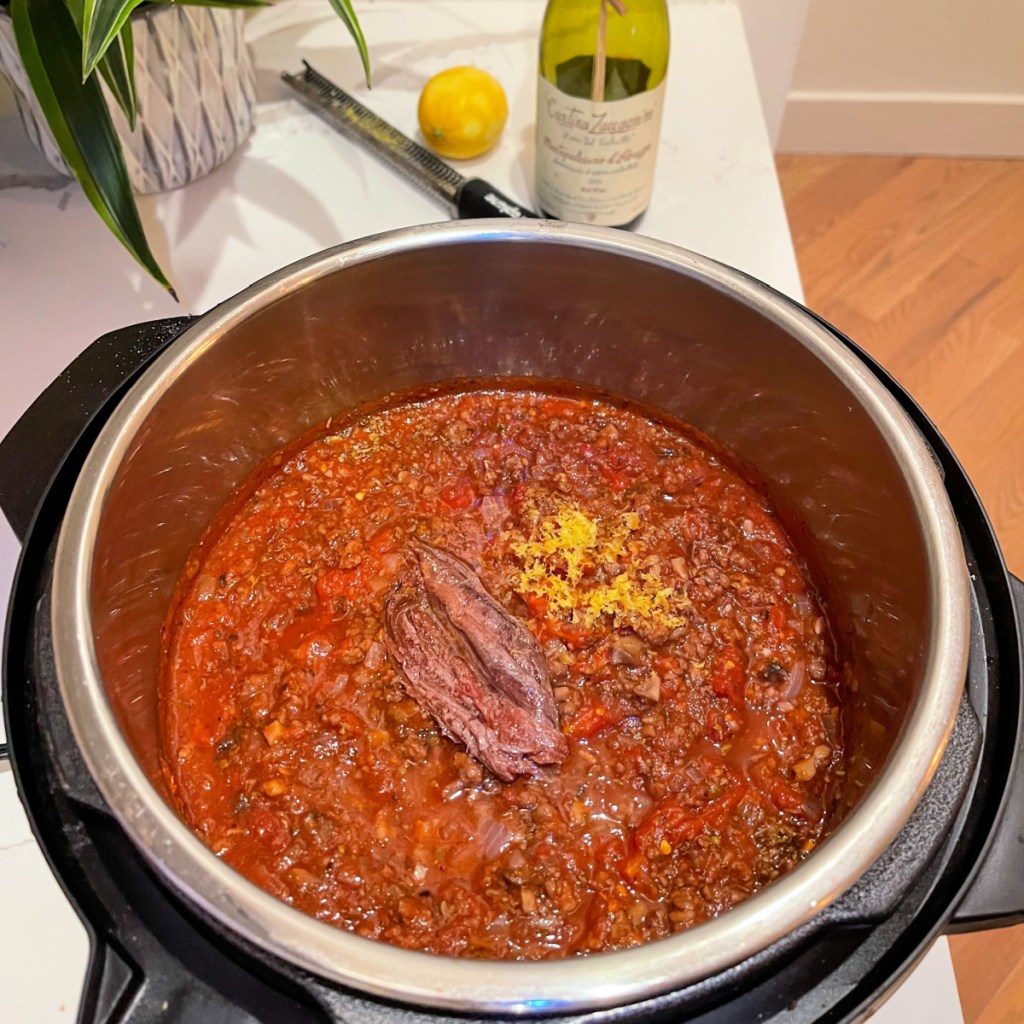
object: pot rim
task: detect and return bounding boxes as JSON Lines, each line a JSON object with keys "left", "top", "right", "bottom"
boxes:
{"left": 51, "top": 220, "right": 970, "bottom": 1014}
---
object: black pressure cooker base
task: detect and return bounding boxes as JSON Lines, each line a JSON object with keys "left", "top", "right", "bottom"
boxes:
{"left": 3, "top": 315, "right": 1023, "bottom": 1024}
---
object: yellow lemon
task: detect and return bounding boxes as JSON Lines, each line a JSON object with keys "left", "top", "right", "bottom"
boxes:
{"left": 418, "top": 66, "right": 508, "bottom": 160}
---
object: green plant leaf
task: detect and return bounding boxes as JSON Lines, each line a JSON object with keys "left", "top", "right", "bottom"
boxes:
{"left": 98, "top": 24, "right": 138, "bottom": 127}
{"left": 65, "top": 0, "right": 137, "bottom": 126}
{"left": 150, "top": 0, "right": 270, "bottom": 8}
{"left": 325, "top": 0, "right": 372, "bottom": 88}
{"left": 12, "top": 0, "right": 175, "bottom": 295}
{"left": 81, "top": 0, "right": 146, "bottom": 80}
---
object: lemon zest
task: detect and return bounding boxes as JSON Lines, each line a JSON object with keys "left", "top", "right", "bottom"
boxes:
{"left": 506, "top": 501, "right": 690, "bottom": 631}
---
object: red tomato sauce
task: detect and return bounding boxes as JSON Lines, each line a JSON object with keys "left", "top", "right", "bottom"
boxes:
{"left": 161, "top": 386, "right": 843, "bottom": 958}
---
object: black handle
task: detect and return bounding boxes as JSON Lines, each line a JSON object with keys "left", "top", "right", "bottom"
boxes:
{"left": 456, "top": 177, "right": 538, "bottom": 219}
{"left": 78, "top": 937, "right": 270, "bottom": 1024}
{"left": 948, "top": 572, "right": 1024, "bottom": 932}
{"left": 0, "top": 316, "right": 197, "bottom": 543}
{"left": 78, "top": 940, "right": 139, "bottom": 1024}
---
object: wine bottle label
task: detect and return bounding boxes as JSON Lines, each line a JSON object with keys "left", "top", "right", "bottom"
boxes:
{"left": 535, "top": 74, "right": 666, "bottom": 225}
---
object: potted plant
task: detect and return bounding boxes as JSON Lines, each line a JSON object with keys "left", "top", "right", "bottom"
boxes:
{"left": 0, "top": 0, "right": 370, "bottom": 297}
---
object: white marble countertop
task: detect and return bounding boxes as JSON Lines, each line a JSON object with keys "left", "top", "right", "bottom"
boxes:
{"left": 0, "top": 2, "right": 965, "bottom": 1020}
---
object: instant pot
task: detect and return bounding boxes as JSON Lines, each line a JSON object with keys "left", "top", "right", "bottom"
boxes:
{"left": 2, "top": 223, "right": 1022, "bottom": 1024}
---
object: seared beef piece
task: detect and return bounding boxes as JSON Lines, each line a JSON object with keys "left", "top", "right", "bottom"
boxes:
{"left": 413, "top": 541, "right": 561, "bottom": 729}
{"left": 385, "top": 576, "right": 567, "bottom": 782}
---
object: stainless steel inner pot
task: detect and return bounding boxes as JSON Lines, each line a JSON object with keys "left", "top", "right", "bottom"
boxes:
{"left": 51, "top": 221, "right": 969, "bottom": 1014}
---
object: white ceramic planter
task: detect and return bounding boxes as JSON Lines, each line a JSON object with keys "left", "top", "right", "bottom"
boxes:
{"left": 0, "top": 6, "right": 256, "bottom": 194}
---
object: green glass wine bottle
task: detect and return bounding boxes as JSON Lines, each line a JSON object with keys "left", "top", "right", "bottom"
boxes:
{"left": 535, "top": 0, "right": 670, "bottom": 228}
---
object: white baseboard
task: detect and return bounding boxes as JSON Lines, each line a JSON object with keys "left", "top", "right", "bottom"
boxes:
{"left": 778, "top": 90, "right": 1024, "bottom": 157}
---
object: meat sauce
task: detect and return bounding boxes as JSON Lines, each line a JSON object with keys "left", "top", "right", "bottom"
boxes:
{"left": 162, "top": 386, "right": 843, "bottom": 958}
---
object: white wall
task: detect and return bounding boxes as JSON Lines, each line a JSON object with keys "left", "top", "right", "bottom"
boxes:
{"left": 779, "top": 0, "right": 1024, "bottom": 156}
{"left": 735, "top": 0, "right": 811, "bottom": 146}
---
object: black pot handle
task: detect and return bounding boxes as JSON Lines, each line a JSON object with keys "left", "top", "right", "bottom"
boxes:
{"left": 0, "top": 316, "right": 197, "bottom": 544}
{"left": 948, "top": 572, "right": 1024, "bottom": 932}
{"left": 77, "top": 937, "right": 269, "bottom": 1024}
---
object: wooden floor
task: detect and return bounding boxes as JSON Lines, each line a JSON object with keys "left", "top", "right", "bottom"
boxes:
{"left": 777, "top": 155, "right": 1024, "bottom": 1024}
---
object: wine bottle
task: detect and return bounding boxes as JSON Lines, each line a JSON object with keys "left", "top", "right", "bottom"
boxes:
{"left": 535, "top": 0, "right": 670, "bottom": 228}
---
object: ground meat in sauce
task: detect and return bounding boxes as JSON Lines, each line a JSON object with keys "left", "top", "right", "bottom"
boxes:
{"left": 161, "top": 387, "right": 843, "bottom": 959}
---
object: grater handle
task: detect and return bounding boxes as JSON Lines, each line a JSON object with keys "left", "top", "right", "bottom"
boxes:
{"left": 456, "top": 178, "right": 539, "bottom": 220}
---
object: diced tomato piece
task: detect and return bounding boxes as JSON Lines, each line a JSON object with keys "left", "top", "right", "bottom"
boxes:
{"left": 368, "top": 525, "right": 399, "bottom": 556}
{"left": 440, "top": 480, "right": 475, "bottom": 509}
{"left": 544, "top": 616, "right": 594, "bottom": 649}
{"left": 596, "top": 462, "right": 629, "bottom": 492}
{"left": 249, "top": 808, "right": 290, "bottom": 853}
{"left": 771, "top": 779, "right": 810, "bottom": 816}
{"left": 565, "top": 703, "right": 617, "bottom": 739}
{"left": 315, "top": 567, "right": 358, "bottom": 603}
{"left": 635, "top": 785, "right": 747, "bottom": 852}
{"left": 709, "top": 644, "right": 746, "bottom": 709}
{"left": 769, "top": 605, "right": 788, "bottom": 633}
{"left": 747, "top": 755, "right": 814, "bottom": 819}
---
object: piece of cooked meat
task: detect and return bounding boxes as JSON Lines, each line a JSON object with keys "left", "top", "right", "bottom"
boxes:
{"left": 384, "top": 555, "right": 567, "bottom": 782}
{"left": 413, "top": 541, "right": 561, "bottom": 729}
